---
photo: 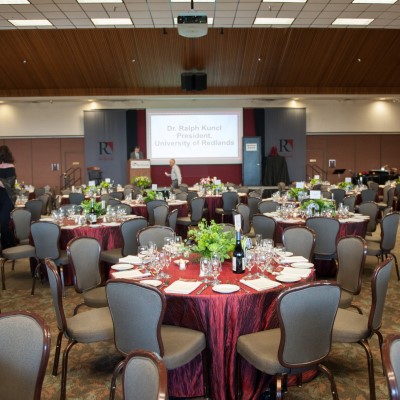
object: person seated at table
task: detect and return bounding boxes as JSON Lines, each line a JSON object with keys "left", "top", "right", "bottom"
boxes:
{"left": 130, "top": 146, "right": 143, "bottom": 159}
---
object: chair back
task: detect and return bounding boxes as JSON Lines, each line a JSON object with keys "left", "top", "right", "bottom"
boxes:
{"left": 305, "top": 217, "right": 339, "bottom": 258}
{"left": 278, "top": 282, "right": 340, "bottom": 368}
{"left": 358, "top": 201, "right": 379, "bottom": 234}
{"left": 110, "top": 203, "right": 132, "bottom": 215}
{"left": 282, "top": 226, "right": 316, "bottom": 261}
{"left": 368, "top": 258, "right": 393, "bottom": 332}
{"left": 382, "top": 334, "right": 400, "bottom": 400}
{"left": 330, "top": 188, "right": 346, "bottom": 207}
{"left": 122, "top": 350, "right": 168, "bottom": 400}
{"left": 146, "top": 200, "right": 168, "bottom": 225}
{"left": 45, "top": 259, "right": 68, "bottom": 333}
{"left": 67, "top": 237, "right": 102, "bottom": 293}
{"left": 336, "top": 235, "right": 367, "bottom": 295}
{"left": 11, "top": 208, "right": 32, "bottom": 243}
{"left": 382, "top": 185, "right": 391, "bottom": 204}
{"left": 37, "top": 194, "right": 50, "bottom": 215}
{"left": 218, "top": 223, "right": 235, "bottom": 233}
{"left": 361, "top": 189, "right": 377, "bottom": 203}
{"left": 68, "top": 192, "right": 85, "bottom": 205}
{"left": 179, "top": 184, "right": 189, "bottom": 193}
{"left": 106, "top": 280, "right": 165, "bottom": 356}
{"left": 247, "top": 196, "right": 261, "bottom": 221}
{"left": 186, "top": 191, "right": 198, "bottom": 204}
{"left": 120, "top": 217, "right": 148, "bottom": 256}
{"left": 343, "top": 195, "right": 356, "bottom": 212}
{"left": 386, "top": 187, "right": 396, "bottom": 207}
{"left": 367, "top": 181, "right": 379, "bottom": 192}
{"left": 34, "top": 187, "right": 46, "bottom": 197}
{"left": 380, "top": 212, "right": 400, "bottom": 253}
{"left": 25, "top": 199, "right": 43, "bottom": 222}
{"left": 189, "top": 197, "right": 205, "bottom": 224}
{"left": 110, "top": 191, "right": 124, "bottom": 200}
{"left": 221, "top": 191, "right": 239, "bottom": 212}
{"left": 31, "top": 221, "right": 61, "bottom": 260}
{"left": 153, "top": 205, "right": 169, "bottom": 226}
{"left": 252, "top": 214, "right": 276, "bottom": 240}
{"left": 0, "top": 311, "right": 51, "bottom": 400}
{"left": 137, "top": 226, "right": 175, "bottom": 250}
{"left": 236, "top": 203, "right": 251, "bottom": 234}
{"left": 258, "top": 200, "right": 279, "bottom": 214}
{"left": 167, "top": 209, "right": 178, "bottom": 231}
{"left": 107, "top": 198, "right": 121, "bottom": 206}
{"left": 175, "top": 192, "right": 188, "bottom": 201}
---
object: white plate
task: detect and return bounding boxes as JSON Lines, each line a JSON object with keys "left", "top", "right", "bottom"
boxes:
{"left": 277, "top": 251, "right": 293, "bottom": 257}
{"left": 276, "top": 275, "right": 301, "bottom": 283}
{"left": 291, "top": 262, "right": 314, "bottom": 269}
{"left": 139, "top": 279, "right": 162, "bottom": 287}
{"left": 112, "top": 263, "right": 134, "bottom": 271}
{"left": 212, "top": 284, "right": 240, "bottom": 294}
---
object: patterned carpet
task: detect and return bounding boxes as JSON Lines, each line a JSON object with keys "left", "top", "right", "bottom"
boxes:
{"left": 1, "top": 225, "right": 399, "bottom": 400}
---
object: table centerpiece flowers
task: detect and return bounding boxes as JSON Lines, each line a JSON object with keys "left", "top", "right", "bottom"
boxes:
{"left": 199, "top": 176, "right": 224, "bottom": 194}
{"left": 337, "top": 181, "right": 353, "bottom": 192}
{"left": 300, "top": 198, "right": 335, "bottom": 216}
{"left": 288, "top": 187, "right": 309, "bottom": 201}
{"left": 142, "top": 189, "right": 157, "bottom": 203}
{"left": 80, "top": 200, "right": 104, "bottom": 217}
{"left": 188, "top": 219, "right": 235, "bottom": 260}
{"left": 132, "top": 175, "right": 152, "bottom": 190}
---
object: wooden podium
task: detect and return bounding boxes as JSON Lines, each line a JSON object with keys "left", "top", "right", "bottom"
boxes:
{"left": 127, "top": 159, "right": 151, "bottom": 184}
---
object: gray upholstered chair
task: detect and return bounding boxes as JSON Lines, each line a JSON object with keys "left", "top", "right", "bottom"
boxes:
{"left": 361, "top": 189, "right": 377, "bottom": 203}
{"left": 359, "top": 201, "right": 380, "bottom": 235}
{"left": 330, "top": 188, "right": 346, "bottom": 207}
{"left": 343, "top": 195, "right": 357, "bottom": 212}
{"left": 215, "top": 191, "right": 239, "bottom": 222}
{"left": 366, "top": 212, "right": 399, "bottom": 280}
{"left": 36, "top": 193, "right": 50, "bottom": 215}
{"left": 305, "top": 216, "right": 340, "bottom": 261}
{"left": 45, "top": 259, "right": 113, "bottom": 400}
{"left": 176, "top": 196, "right": 205, "bottom": 228}
{"left": 282, "top": 225, "right": 316, "bottom": 262}
{"left": 252, "top": 214, "right": 276, "bottom": 240}
{"left": 107, "top": 198, "right": 121, "bottom": 206}
{"left": 175, "top": 192, "right": 188, "bottom": 201}
{"left": 236, "top": 282, "right": 340, "bottom": 399}
{"left": 137, "top": 225, "right": 175, "bottom": 250}
{"left": 146, "top": 200, "right": 168, "bottom": 225}
{"left": 367, "top": 181, "right": 379, "bottom": 192}
{"left": 120, "top": 350, "right": 168, "bottom": 400}
{"left": 67, "top": 236, "right": 108, "bottom": 314}
{"left": 167, "top": 208, "right": 178, "bottom": 232}
{"left": 110, "top": 191, "right": 124, "bottom": 200}
{"left": 0, "top": 311, "right": 51, "bottom": 400}
{"left": 258, "top": 200, "right": 279, "bottom": 214}
{"left": 25, "top": 199, "right": 43, "bottom": 222}
{"left": 30, "top": 221, "right": 69, "bottom": 296}
{"left": 332, "top": 258, "right": 393, "bottom": 400}
{"left": 236, "top": 203, "right": 254, "bottom": 236}
{"left": 100, "top": 217, "right": 148, "bottom": 264}
{"left": 153, "top": 204, "right": 169, "bottom": 226}
{"left": 68, "top": 192, "right": 84, "bottom": 205}
{"left": 247, "top": 196, "right": 261, "bottom": 221}
{"left": 106, "top": 279, "right": 209, "bottom": 400}
{"left": 109, "top": 203, "right": 132, "bottom": 215}
{"left": 336, "top": 235, "right": 367, "bottom": 313}
{"left": 11, "top": 208, "right": 32, "bottom": 245}
{"left": 382, "top": 333, "right": 400, "bottom": 400}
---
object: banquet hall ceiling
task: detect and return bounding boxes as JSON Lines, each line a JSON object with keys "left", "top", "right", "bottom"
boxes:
{"left": 1, "top": 0, "right": 400, "bottom": 97}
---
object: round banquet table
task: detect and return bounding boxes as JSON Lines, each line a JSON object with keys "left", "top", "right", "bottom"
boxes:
{"left": 110, "top": 255, "right": 315, "bottom": 400}
{"left": 123, "top": 200, "right": 188, "bottom": 219}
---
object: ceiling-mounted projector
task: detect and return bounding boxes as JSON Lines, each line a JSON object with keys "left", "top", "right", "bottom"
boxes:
{"left": 177, "top": 10, "right": 208, "bottom": 38}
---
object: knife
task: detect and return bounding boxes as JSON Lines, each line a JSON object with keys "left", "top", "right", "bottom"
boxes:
{"left": 196, "top": 284, "right": 209, "bottom": 295}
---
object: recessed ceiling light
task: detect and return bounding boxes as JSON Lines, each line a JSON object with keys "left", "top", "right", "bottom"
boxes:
{"left": 9, "top": 19, "right": 52, "bottom": 27}
{"left": 254, "top": 18, "right": 294, "bottom": 25}
{"left": 0, "top": 0, "right": 29, "bottom": 4}
{"left": 91, "top": 18, "right": 133, "bottom": 26}
{"left": 353, "top": 0, "right": 396, "bottom": 3}
{"left": 332, "top": 18, "right": 373, "bottom": 25}
{"left": 78, "top": 0, "right": 122, "bottom": 3}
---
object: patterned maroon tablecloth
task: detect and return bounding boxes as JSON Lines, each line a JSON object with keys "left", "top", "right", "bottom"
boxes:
{"left": 110, "top": 256, "right": 315, "bottom": 400}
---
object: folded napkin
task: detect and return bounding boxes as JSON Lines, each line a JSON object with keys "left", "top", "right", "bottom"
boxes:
{"left": 280, "top": 256, "right": 309, "bottom": 264}
{"left": 119, "top": 255, "right": 141, "bottom": 264}
{"left": 164, "top": 280, "right": 202, "bottom": 294}
{"left": 113, "top": 270, "right": 151, "bottom": 279}
{"left": 280, "top": 267, "right": 312, "bottom": 278}
{"left": 61, "top": 225, "right": 78, "bottom": 230}
{"left": 240, "top": 277, "right": 281, "bottom": 291}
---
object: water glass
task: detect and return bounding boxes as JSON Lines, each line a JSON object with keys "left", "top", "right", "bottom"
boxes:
{"left": 255, "top": 234, "right": 262, "bottom": 248}
{"left": 200, "top": 257, "right": 211, "bottom": 283}
{"left": 211, "top": 255, "right": 221, "bottom": 286}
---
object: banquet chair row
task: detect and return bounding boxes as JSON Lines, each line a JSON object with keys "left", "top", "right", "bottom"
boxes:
{"left": 0, "top": 311, "right": 51, "bottom": 400}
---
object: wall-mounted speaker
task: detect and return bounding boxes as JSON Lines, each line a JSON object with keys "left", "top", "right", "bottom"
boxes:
{"left": 181, "top": 72, "right": 207, "bottom": 91}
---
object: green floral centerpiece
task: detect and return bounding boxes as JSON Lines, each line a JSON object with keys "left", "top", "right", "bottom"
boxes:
{"left": 133, "top": 175, "right": 152, "bottom": 189}
{"left": 188, "top": 219, "right": 235, "bottom": 260}
{"left": 81, "top": 200, "right": 104, "bottom": 216}
{"left": 300, "top": 198, "right": 335, "bottom": 215}
{"left": 337, "top": 181, "right": 353, "bottom": 191}
{"left": 310, "top": 177, "right": 322, "bottom": 187}
{"left": 100, "top": 180, "right": 111, "bottom": 189}
{"left": 288, "top": 187, "right": 308, "bottom": 201}
{"left": 142, "top": 189, "right": 157, "bottom": 203}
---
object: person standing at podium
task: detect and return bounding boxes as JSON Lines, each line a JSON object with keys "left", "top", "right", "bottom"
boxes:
{"left": 165, "top": 159, "right": 182, "bottom": 189}
{"left": 130, "top": 146, "right": 143, "bottom": 159}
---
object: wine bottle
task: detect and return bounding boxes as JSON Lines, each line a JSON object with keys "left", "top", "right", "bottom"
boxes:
{"left": 232, "top": 230, "right": 245, "bottom": 274}
{"left": 89, "top": 199, "right": 97, "bottom": 224}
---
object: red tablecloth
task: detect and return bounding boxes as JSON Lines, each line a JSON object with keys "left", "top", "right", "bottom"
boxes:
{"left": 110, "top": 256, "right": 315, "bottom": 400}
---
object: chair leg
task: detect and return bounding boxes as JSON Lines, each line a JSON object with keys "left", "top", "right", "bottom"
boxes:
{"left": 1, "top": 258, "right": 6, "bottom": 290}
{"left": 276, "top": 374, "right": 283, "bottom": 400}
{"left": 318, "top": 363, "right": 339, "bottom": 400}
{"left": 235, "top": 354, "right": 242, "bottom": 400}
{"left": 61, "top": 339, "right": 77, "bottom": 400}
{"left": 52, "top": 331, "right": 64, "bottom": 376}
{"left": 359, "top": 339, "right": 376, "bottom": 400}
{"left": 58, "top": 265, "right": 66, "bottom": 297}
{"left": 390, "top": 253, "right": 399, "bottom": 281}
{"left": 375, "top": 330, "right": 385, "bottom": 373}
{"left": 31, "top": 263, "right": 41, "bottom": 295}
{"left": 11, "top": 260, "right": 15, "bottom": 271}
{"left": 110, "top": 359, "right": 125, "bottom": 400}
{"left": 296, "top": 373, "right": 303, "bottom": 387}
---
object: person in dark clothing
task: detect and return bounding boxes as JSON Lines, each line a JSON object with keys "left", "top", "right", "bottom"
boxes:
{"left": 0, "top": 145, "right": 17, "bottom": 249}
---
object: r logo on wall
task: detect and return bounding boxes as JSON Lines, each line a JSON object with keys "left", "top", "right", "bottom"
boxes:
{"left": 279, "top": 139, "right": 294, "bottom": 156}
{"left": 99, "top": 141, "right": 114, "bottom": 161}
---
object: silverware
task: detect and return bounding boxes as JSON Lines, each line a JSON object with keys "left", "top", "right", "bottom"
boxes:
{"left": 196, "top": 284, "right": 209, "bottom": 295}
{"left": 236, "top": 281, "right": 250, "bottom": 293}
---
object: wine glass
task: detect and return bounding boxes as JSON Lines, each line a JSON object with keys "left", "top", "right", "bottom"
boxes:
{"left": 211, "top": 254, "right": 221, "bottom": 286}
{"left": 245, "top": 249, "right": 256, "bottom": 279}
{"left": 152, "top": 252, "right": 163, "bottom": 279}
{"left": 200, "top": 257, "right": 211, "bottom": 284}
{"left": 138, "top": 245, "right": 149, "bottom": 273}
{"left": 159, "top": 251, "right": 171, "bottom": 279}
{"left": 255, "top": 234, "right": 262, "bottom": 248}
{"left": 175, "top": 236, "right": 183, "bottom": 256}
